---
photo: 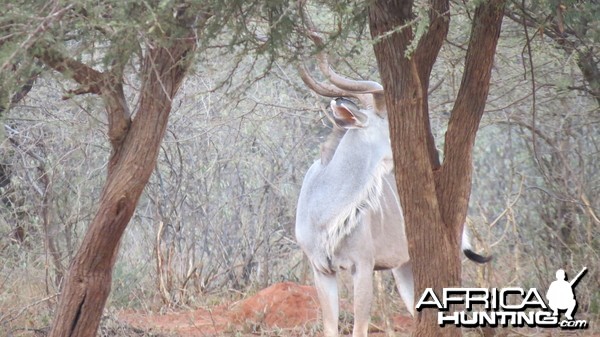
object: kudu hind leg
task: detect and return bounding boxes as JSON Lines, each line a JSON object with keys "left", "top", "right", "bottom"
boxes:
{"left": 313, "top": 270, "right": 339, "bottom": 337}
{"left": 392, "top": 262, "right": 415, "bottom": 316}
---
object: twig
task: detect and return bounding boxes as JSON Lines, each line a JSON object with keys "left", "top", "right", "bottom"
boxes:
{"left": 488, "top": 175, "right": 524, "bottom": 248}
{"left": 0, "top": 294, "right": 58, "bottom": 324}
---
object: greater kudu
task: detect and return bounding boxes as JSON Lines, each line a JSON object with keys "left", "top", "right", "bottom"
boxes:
{"left": 295, "top": 48, "right": 490, "bottom": 337}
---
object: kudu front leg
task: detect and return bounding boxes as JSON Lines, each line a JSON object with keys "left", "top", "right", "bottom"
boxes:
{"left": 352, "top": 263, "right": 374, "bottom": 337}
{"left": 313, "top": 270, "right": 339, "bottom": 337}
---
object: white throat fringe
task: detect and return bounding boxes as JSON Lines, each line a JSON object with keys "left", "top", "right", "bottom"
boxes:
{"left": 324, "top": 159, "right": 392, "bottom": 258}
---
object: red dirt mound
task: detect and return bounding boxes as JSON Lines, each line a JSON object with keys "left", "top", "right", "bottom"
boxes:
{"left": 119, "top": 282, "right": 321, "bottom": 335}
{"left": 229, "top": 281, "right": 320, "bottom": 328}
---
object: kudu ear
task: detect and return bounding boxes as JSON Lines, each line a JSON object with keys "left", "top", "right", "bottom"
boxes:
{"left": 330, "top": 98, "right": 368, "bottom": 129}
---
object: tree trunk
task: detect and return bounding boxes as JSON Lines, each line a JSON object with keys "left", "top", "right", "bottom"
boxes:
{"left": 45, "top": 34, "right": 197, "bottom": 337}
{"left": 368, "top": 1, "right": 505, "bottom": 336}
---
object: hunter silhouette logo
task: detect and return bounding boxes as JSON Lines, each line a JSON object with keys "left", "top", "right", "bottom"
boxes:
{"left": 546, "top": 268, "right": 587, "bottom": 321}
{"left": 415, "top": 267, "right": 589, "bottom": 329}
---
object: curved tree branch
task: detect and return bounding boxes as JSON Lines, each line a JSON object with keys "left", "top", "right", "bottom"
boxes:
{"left": 31, "top": 43, "right": 132, "bottom": 151}
{"left": 439, "top": 0, "right": 506, "bottom": 227}
{"left": 31, "top": 43, "right": 104, "bottom": 95}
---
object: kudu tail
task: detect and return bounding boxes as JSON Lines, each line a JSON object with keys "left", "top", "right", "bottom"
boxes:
{"left": 461, "top": 228, "right": 492, "bottom": 264}
{"left": 463, "top": 248, "right": 493, "bottom": 263}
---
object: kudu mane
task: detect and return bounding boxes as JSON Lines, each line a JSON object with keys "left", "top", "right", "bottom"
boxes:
{"left": 324, "top": 153, "right": 389, "bottom": 257}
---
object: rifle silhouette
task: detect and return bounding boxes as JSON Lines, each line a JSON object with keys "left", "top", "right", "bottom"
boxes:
{"left": 569, "top": 267, "right": 588, "bottom": 288}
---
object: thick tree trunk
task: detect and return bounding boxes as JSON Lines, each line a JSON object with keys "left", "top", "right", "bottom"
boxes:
{"left": 369, "top": 3, "right": 460, "bottom": 335}
{"left": 45, "top": 35, "right": 197, "bottom": 337}
{"left": 368, "top": 1, "right": 505, "bottom": 336}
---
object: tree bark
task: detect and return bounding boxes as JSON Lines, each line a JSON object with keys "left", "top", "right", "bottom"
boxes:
{"left": 414, "top": 0, "right": 449, "bottom": 169}
{"left": 36, "top": 26, "right": 199, "bottom": 337}
{"left": 368, "top": 1, "right": 505, "bottom": 336}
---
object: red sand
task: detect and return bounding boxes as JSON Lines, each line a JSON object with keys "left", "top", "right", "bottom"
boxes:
{"left": 118, "top": 281, "right": 413, "bottom": 336}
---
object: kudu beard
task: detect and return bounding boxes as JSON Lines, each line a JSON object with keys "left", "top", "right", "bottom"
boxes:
{"left": 415, "top": 287, "right": 589, "bottom": 329}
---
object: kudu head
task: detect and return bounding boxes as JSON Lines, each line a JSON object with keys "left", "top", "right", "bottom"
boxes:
{"left": 297, "top": 33, "right": 389, "bottom": 165}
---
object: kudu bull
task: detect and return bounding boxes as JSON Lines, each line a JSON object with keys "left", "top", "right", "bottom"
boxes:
{"left": 295, "top": 51, "right": 490, "bottom": 337}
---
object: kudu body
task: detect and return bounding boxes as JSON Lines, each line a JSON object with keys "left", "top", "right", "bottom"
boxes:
{"left": 295, "top": 53, "right": 490, "bottom": 337}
